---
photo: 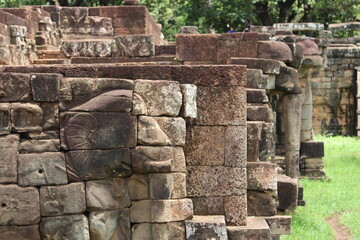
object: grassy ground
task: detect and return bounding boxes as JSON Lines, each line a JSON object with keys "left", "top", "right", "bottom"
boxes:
{"left": 282, "top": 136, "right": 360, "bottom": 240}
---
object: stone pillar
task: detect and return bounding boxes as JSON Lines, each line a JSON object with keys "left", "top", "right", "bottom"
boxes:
{"left": 282, "top": 94, "right": 302, "bottom": 178}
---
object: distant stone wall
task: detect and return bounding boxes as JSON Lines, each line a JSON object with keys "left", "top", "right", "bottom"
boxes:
{"left": 0, "top": 64, "right": 247, "bottom": 239}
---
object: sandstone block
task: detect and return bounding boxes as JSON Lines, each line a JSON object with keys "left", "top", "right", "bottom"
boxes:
{"left": 247, "top": 89, "right": 269, "bottom": 103}
{"left": 247, "top": 191, "right": 277, "bottom": 216}
{"left": 89, "top": 209, "right": 131, "bottom": 240}
{"left": 11, "top": 103, "right": 43, "bottom": 132}
{"left": 66, "top": 149, "right": 131, "bottom": 181}
{"left": 138, "top": 116, "right": 186, "bottom": 146}
{"left": 61, "top": 40, "right": 112, "bottom": 57}
{"left": 40, "top": 183, "right": 86, "bottom": 216}
{"left": 247, "top": 162, "right": 277, "bottom": 191}
{"left": 132, "top": 223, "right": 152, "bottom": 240}
{"left": 112, "top": 35, "right": 154, "bottom": 57}
{"left": 187, "top": 166, "right": 246, "bottom": 197}
{"left": 61, "top": 112, "right": 136, "bottom": 150}
{"left": 275, "top": 66, "right": 301, "bottom": 94}
{"left": 192, "top": 197, "right": 225, "bottom": 215}
{"left": 31, "top": 74, "right": 61, "bottom": 102}
{"left": 257, "top": 41, "right": 293, "bottom": 62}
{"left": 29, "top": 131, "right": 59, "bottom": 140}
{"left": 20, "top": 139, "right": 60, "bottom": 153}
{"left": 232, "top": 58, "right": 281, "bottom": 74}
{"left": 180, "top": 84, "right": 197, "bottom": 118}
{"left": 246, "top": 69, "right": 269, "bottom": 89}
{"left": 176, "top": 34, "right": 218, "bottom": 62}
{"left": 18, "top": 152, "right": 67, "bottom": 186}
{"left": 0, "top": 184, "right": 40, "bottom": 225}
{"left": 153, "top": 222, "right": 185, "bottom": 240}
{"left": 185, "top": 126, "right": 225, "bottom": 166}
{"left": 224, "top": 195, "right": 247, "bottom": 226}
{"left": 40, "top": 102, "right": 59, "bottom": 131}
{"left": 0, "top": 225, "right": 41, "bottom": 240}
{"left": 247, "top": 105, "right": 274, "bottom": 122}
{"left": 134, "top": 80, "right": 182, "bottom": 116}
{"left": 86, "top": 178, "right": 131, "bottom": 211}
{"left": 130, "top": 199, "right": 193, "bottom": 223}
{"left": 225, "top": 126, "right": 247, "bottom": 168}
{"left": 216, "top": 33, "right": 245, "bottom": 64}
{"left": 264, "top": 216, "right": 291, "bottom": 235}
{"left": 0, "top": 134, "right": 19, "bottom": 183}
{"left": 59, "top": 78, "right": 133, "bottom": 111}
{"left": 71, "top": 90, "right": 133, "bottom": 113}
{"left": 0, "top": 73, "right": 30, "bottom": 102}
{"left": 227, "top": 217, "right": 271, "bottom": 240}
{"left": 0, "top": 103, "right": 11, "bottom": 135}
{"left": 149, "top": 173, "right": 186, "bottom": 199}
{"left": 296, "top": 38, "right": 320, "bottom": 55}
{"left": 259, "top": 122, "right": 274, "bottom": 162}
{"left": 40, "top": 214, "right": 90, "bottom": 240}
{"left": 191, "top": 86, "right": 246, "bottom": 125}
{"left": 127, "top": 174, "right": 149, "bottom": 200}
{"left": 300, "top": 141, "right": 324, "bottom": 158}
{"left": 179, "top": 26, "right": 199, "bottom": 34}
{"left": 277, "top": 175, "right": 298, "bottom": 211}
{"left": 186, "top": 215, "right": 228, "bottom": 240}
{"left": 247, "top": 122, "right": 262, "bottom": 162}
{"left": 131, "top": 146, "right": 186, "bottom": 173}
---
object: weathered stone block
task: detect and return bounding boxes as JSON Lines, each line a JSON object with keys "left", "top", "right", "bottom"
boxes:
{"left": 0, "top": 134, "right": 19, "bottom": 183}
{"left": 187, "top": 166, "right": 246, "bottom": 197}
{"left": 232, "top": 58, "right": 281, "bottom": 74}
{"left": 224, "top": 195, "right": 247, "bottom": 226}
{"left": 61, "top": 112, "right": 136, "bottom": 150}
{"left": 0, "top": 103, "right": 11, "bottom": 135}
{"left": 62, "top": 40, "right": 112, "bottom": 57}
{"left": 29, "top": 131, "right": 59, "bottom": 140}
{"left": 247, "top": 89, "right": 269, "bottom": 103}
{"left": 247, "top": 191, "right": 277, "bottom": 216}
{"left": 130, "top": 199, "right": 193, "bottom": 223}
{"left": 247, "top": 122, "right": 262, "bottom": 162}
{"left": 18, "top": 152, "right": 67, "bottom": 186}
{"left": 31, "top": 74, "right": 61, "bottom": 102}
{"left": 225, "top": 126, "right": 247, "bottom": 168}
{"left": 277, "top": 175, "right": 298, "bottom": 211}
{"left": 191, "top": 86, "right": 246, "bottom": 125}
{"left": 89, "top": 16, "right": 113, "bottom": 36}
{"left": 11, "top": 103, "right": 43, "bottom": 132}
{"left": 59, "top": 78, "right": 133, "bottom": 111}
{"left": 0, "top": 73, "right": 30, "bottom": 102}
{"left": 0, "top": 225, "right": 41, "bottom": 240}
{"left": 86, "top": 178, "right": 131, "bottom": 211}
{"left": 275, "top": 66, "right": 301, "bottom": 94}
{"left": 247, "top": 162, "right": 277, "bottom": 191}
{"left": 186, "top": 215, "right": 228, "bottom": 240}
{"left": 0, "top": 184, "right": 40, "bottom": 225}
{"left": 180, "top": 84, "right": 197, "bottom": 118}
{"left": 247, "top": 105, "right": 274, "bottom": 122}
{"left": 149, "top": 173, "right": 186, "bottom": 199}
{"left": 40, "top": 214, "right": 90, "bottom": 240}
{"left": 264, "top": 216, "right": 291, "bottom": 235}
{"left": 132, "top": 223, "right": 151, "bottom": 240}
{"left": 192, "top": 197, "right": 225, "bottom": 215}
{"left": 131, "top": 146, "right": 186, "bottom": 173}
{"left": 257, "top": 41, "right": 293, "bottom": 62}
{"left": 246, "top": 69, "right": 269, "bottom": 89}
{"left": 134, "top": 80, "right": 182, "bottom": 116}
{"left": 176, "top": 34, "right": 218, "bottom": 62}
{"left": 227, "top": 217, "right": 271, "bottom": 240}
{"left": 185, "top": 126, "right": 225, "bottom": 166}
{"left": 40, "top": 102, "right": 59, "bottom": 131}
{"left": 138, "top": 116, "right": 186, "bottom": 146}
{"left": 112, "top": 35, "right": 154, "bottom": 57}
{"left": 89, "top": 209, "right": 131, "bottom": 240}
{"left": 300, "top": 141, "right": 324, "bottom": 158}
{"left": 20, "top": 139, "right": 60, "bottom": 153}
{"left": 127, "top": 174, "right": 149, "bottom": 200}
{"left": 40, "top": 183, "right": 86, "bottom": 216}
{"left": 71, "top": 89, "right": 133, "bottom": 113}
{"left": 153, "top": 222, "right": 185, "bottom": 240}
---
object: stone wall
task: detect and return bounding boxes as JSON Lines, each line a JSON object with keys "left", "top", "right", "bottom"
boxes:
{"left": 0, "top": 64, "right": 250, "bottom": 239}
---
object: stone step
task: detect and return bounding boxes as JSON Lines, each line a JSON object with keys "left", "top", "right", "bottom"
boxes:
{"left": 246, "top": 88, "right": 269, "bottom": 103}
{"left": 227, "top": 217, "right": 271, "bottom": 240}
{"left": 33, "top": 59, "right": 70, "bottom": 65}
{"left": 277, "top": 174, "right": 298, "bottom": 211}
{"left": 264, "top": 215, "right": 291, "bottom": 239}
{"left": 36, "top": 45, "right": 60, "bottom": 51}
{"left": 185, "top": 215, "right": 228, "bottom": 240}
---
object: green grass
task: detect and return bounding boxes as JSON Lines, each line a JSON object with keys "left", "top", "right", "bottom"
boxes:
{"left": 282, "top": 136, "right": 360, "bottom": 240}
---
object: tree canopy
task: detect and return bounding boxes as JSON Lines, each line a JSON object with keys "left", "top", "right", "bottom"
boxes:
{"left": 1, "top": 0, "right": 359, "bottom": 40}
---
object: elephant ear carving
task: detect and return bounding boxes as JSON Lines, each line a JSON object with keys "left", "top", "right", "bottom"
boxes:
{"left": 65, "top": 113, "right": 98, "bottom": 150}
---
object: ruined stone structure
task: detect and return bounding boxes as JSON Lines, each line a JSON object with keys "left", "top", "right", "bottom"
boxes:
{"left": 0, "top": 3, "right": 358, "bottom": 240}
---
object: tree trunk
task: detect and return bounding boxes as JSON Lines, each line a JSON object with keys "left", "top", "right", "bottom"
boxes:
{"left": 278, "top": 0, "right": 296, "bottom": 23}
{"left": 254, "top": 1, "right": 273, "bottom": 26}
{"left": 100, "top": 0, "right": 108, "bottom": 6}
{"left": 58, "top": 0, "right": 69, "bottom": 6}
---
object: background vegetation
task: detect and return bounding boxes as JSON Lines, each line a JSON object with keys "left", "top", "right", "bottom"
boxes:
{"left": 283, "top": 136, "right": 360, "bottom": 240}
{"left": 0, "top": 0, "right": 359, "bottom": 40}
